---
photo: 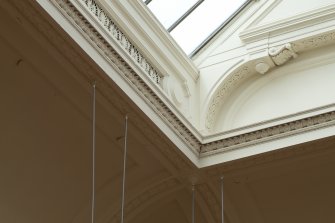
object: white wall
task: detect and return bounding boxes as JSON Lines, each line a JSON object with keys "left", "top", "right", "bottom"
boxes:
{"left": 195, "top": 0, "right": 335, "bottom": 134}
{"left": 257, "top": 0, "right": 335, "bottom": 26}
{"left": 215, "top": 45, "right": 335, "bottom": 131}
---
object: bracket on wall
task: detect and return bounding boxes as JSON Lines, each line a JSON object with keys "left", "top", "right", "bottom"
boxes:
{"left": 269, "top": 43, "right": 298, "bottom": 66}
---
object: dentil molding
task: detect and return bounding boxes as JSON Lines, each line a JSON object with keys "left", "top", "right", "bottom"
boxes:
{"left": 25, "top": 0, "right": 335, "bottom": 161}
{"left": 205, "top": 65, "right": 251, "bottom": 130}
{"left": 205, "top": 30, "right": 335, "bottom": 133}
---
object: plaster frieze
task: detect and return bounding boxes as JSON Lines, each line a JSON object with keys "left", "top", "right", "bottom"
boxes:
{"left": 204, "top": 135, "right": 335, "bottom": 179}
{"left": 78, "top": 0, "right": 163, "bottom": 86}
{"left": 204, "top": 31, "right": 335, "bottom": 133}
{"left": 292, "top": 31, "right": 335, "bottom": 52}
{"left": 9, "top": 0, "right": 196, "bottom": 170}
{"left": 48, "top": 0, "right": 202, "bottom": 155}
{"left": 78, "top": 0, "right": 196, "bottom": 115}
{"left": 19, "top": 0, "right": 335, "bottom": 163}
{"left": 201, "top": 111, "right": 335, "bottom": 156}
{"left": 205, "top": 65, "right": 251, "bottom": 130}
{"left": 46, "top": 0, "right": 335, "bottom": 158}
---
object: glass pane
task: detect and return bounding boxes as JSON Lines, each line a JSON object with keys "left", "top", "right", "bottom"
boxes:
{"left": 148, "top": 0, "right": 198, "bottom": 28}
{"left": 171, "top": 0, "right": 247, "bottom": 54}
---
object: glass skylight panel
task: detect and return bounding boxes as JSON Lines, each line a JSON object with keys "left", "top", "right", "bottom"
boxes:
{"left": 147, "top": 0, "right": 198, "bottom": 28}
{"left": 145, "top": 0, "right": 248, "bottom": 55}
{"left": 171, "top": 0, "right": 247, "bottom": 54}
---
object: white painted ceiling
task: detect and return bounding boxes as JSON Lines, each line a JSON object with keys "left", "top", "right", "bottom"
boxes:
{"left": 1, "top": 1, "right": 335, "bottom": 223}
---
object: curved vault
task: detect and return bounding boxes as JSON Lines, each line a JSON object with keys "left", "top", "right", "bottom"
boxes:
{"left": 205, "top": 42, "right": 335, "bottom": 134}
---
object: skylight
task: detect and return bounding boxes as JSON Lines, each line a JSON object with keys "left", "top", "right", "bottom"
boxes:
{"left": 144, "top": 0, "right": 250, "bottom": 56}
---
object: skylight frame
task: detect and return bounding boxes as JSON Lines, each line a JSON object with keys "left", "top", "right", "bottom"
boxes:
{"left": 144, "top": 0, "right": 254, "bottom": 57}
{"left": 190, "top": 0, "right": 254, "bottom": 57}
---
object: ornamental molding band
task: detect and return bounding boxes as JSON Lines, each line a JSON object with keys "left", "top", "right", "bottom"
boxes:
{"left": 204, "top": 134, "right": 335, "bottom": 177}
{"left": 269, "top": 43, "right": 298, "bottom": 66}
{"left": 205, "top": 31, "right": 335, "bottom": 133}
{"left": 200, "top": 111, "right": 335, "bottom": 156}
{"left": 205, "top": 65, "right": 251, "bottom": 130}
{"left": 50, "top": 0, "right": 202, "bottom": 155}
{"left": 79, "top": 0, "right": 163, "bottom": 85}
{"left": 8, "top": 0, "right": 195, "bottom": 170}
{"left": 292, "top": 31, "right": 335, "bottom": 53}
{"left": 18, "top": 0, "right": 335, "bottom": 161}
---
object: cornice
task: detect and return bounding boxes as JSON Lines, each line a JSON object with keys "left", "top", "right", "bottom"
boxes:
{"left": 29, "top": 0, "right": 335, "bottom": 164}
{"left": 293, "top": 30, "right": 335, "bottom": 52}
{"left": 125, "top": 0, "right": 200, "bottom": 81}
{"left": 72, "top": 0, "right": 163, "bottom": 86}
{"left": 9, "top": 0, "right": 197, "bottom": 170}
{"left": 204, "top": 135, "right": 335, "bottom": 178}
{"left": 50, "top": 0, "right": 203, "bottom": 154}
{"left": 201, "top": 111, "right": 335, "bottom": 156}
{"left": 240, "top": 3, "right": 335, "bottom": 43}
{"left": 205, "top": 64, "right": 252, "bottom": 130}
{"left": 204, "top": 29, "right": 335, "bottom": 134}
{"left": 205, "top": 104, "right": 335, "bottom": 142}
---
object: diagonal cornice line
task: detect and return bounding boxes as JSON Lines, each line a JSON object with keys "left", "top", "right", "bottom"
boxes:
{"left": 35, "top": 0, "right": 335, "bottom": 158}
{"left": 7, "top": 0, "right": 196, "bottom": 170}
{"left": 239, "top": 3, "right": 335, "bottom": 42}
{"left": 80, "top": 0, "right": 163, "bottom": 86}
{"left": 201, "top": 111, "right": 335, "bottom": 156}
{"left": 50, "top": 0, "right": 202, "bottom": 154}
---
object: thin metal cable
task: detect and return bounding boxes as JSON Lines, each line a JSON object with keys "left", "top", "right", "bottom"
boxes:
{"left": 192, "top": 185, "right": 195, "bottom": 223}
{"left": 221, "top": 176, "right": 224, "bottom": 223}
{"left": 91, "top": 82, "right": 96, "bottom": 223}
{"left": 167, "top": 0, "right": 205, "bottom": 32}
{"left": 121, "top": 115, "right": 128, "bottom": 223}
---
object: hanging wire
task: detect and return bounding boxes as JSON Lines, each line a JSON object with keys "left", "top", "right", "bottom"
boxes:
{"left": 91, "top": 82, "right": 96, "bottom": 223}
{"left": 192, "top": 185, "right": 195, "bottom": 223}
{"left": 121, "top": 115, "right": 128, "bottom": 223}
{"left": 221, "top": 176, "right": 224, "bottom": 223}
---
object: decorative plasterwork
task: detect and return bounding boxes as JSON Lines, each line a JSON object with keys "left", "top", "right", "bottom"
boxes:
{"left": 248, "top": 31, "right": 335, "bottom": 76}
{"left": 254, "top": 61, "right": 270, "bottom": 74}
{"left": 79, "top": 0, "right": 163, "bottom": 85}
{"left": 201, "top": 111, "right": 335, "bottom": 156}
{"left": 8, "top": 0, "right": 197, "bottom": 171}
{"left": 205, "top": 30, "right": 335, "bottom": 132}
{"left": 205, "top": 65, "right": 251, "bottom": 130}
{"left": 204, "top": 134, "right": 335, "bottom": 177}
{"left": 292, "top": 31, "right": 335, "bottom": 52}
{"left": 50, "top": 0, "right": 202, "bottom": 154}
{"left": 26, "top": 0, "right": 335, "bottom": 160}
{"left": 127, "top": 0, "right": 199, "bottom": 81}
{"left": 269, "top": 43, "right": 298, "bottom": 66}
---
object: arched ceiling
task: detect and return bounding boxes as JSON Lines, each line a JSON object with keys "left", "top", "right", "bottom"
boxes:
{"left": 2, "top": 1, "right": 335, "bottom": 223}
